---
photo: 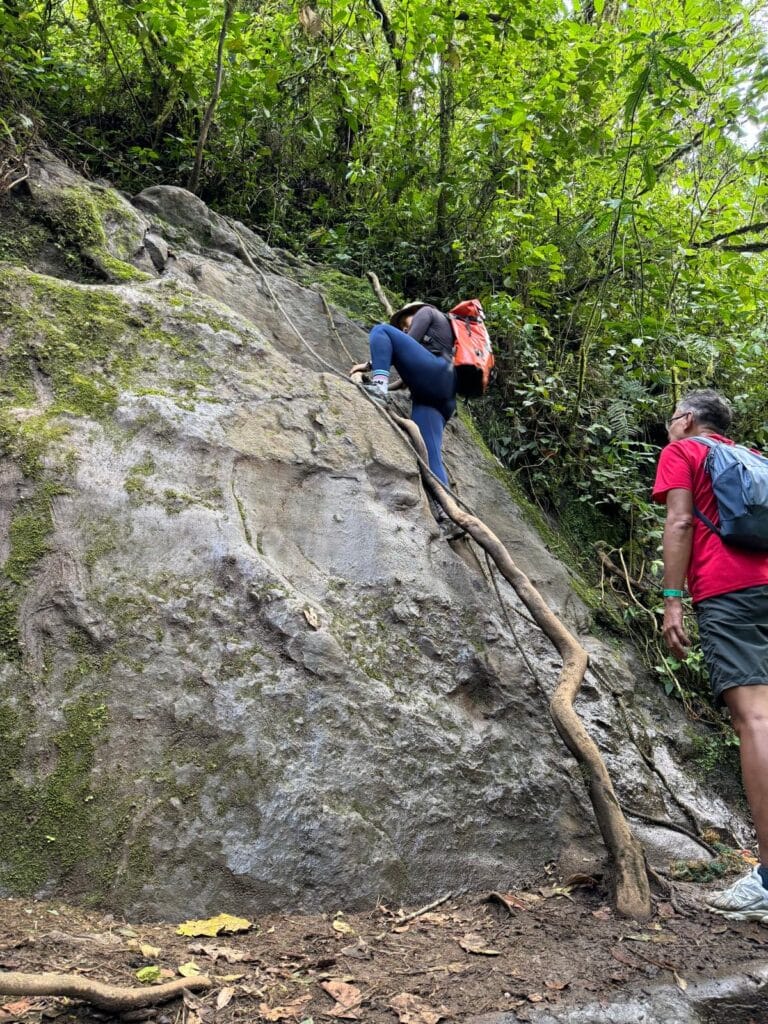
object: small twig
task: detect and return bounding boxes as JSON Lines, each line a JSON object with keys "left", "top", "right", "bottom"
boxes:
{"left": 393, "top": 892, "right": 453, "bottom": 927}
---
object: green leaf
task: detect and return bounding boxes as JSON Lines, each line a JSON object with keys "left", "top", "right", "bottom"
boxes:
{"left": 658, "top": 55, "right": 706, "bottom": 92}
{"left": 641, "top": 152, "right": 657, "bottom": 189}
{"left": 136, "top": 966, "right": 162, "bottom": 984}
{"left": 624, "top": 65, "right": 650, "bottom": 123}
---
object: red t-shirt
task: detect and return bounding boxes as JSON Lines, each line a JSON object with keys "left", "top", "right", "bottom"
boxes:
{"left": 652, "top": 434, "right": 768, "bottom": 602}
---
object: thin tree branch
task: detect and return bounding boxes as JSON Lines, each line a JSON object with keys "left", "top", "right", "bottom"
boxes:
{"left": 691, "top": 219, "right": 768, "bottom": 249}
{"left": 189, "top": 0, "right": 238, "bottom": 194}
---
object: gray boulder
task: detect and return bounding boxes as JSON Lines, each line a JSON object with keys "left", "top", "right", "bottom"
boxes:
{"left": 0, "top": 153, "right": 747, "bottom": 919}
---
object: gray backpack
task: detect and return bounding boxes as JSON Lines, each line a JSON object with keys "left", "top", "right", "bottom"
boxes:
{"left": 691, "top": 436, "right": 768, "bottom": 551}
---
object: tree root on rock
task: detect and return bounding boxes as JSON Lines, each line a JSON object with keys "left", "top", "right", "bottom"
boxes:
{"left": 0, "top": 972, "right": 212, "bottom": 1013}
{"left": 390, "top": 412, "right": 653, "bottom": 921}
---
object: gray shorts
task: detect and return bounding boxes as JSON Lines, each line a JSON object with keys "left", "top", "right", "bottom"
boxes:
{"left": 696, "top": 585, "right": 768, "bottom": 706}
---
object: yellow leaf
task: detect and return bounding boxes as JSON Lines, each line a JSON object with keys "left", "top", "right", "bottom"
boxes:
{"left": 332, "top": 919, "right": 355, "bottom": 935}
{"left": 176, "top": 913, "right": 253, "bottom": 937}
{"left": 140, "top": 943, "right": 161, "bottom": 958}
{"left": 178, "top": 961, "right": 202, "bottom": 977}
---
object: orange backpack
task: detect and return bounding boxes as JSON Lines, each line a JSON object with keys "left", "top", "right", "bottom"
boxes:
{"left": 448, "top": 300, "right": 494, "bottom": 398}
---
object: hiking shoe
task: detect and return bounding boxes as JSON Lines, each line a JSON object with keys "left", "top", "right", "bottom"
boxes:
{"left": 705, "top": 867, "right": 768, "bottom": 920}
{"left": 362, "top": 380, "right": 389, "bottom": 403}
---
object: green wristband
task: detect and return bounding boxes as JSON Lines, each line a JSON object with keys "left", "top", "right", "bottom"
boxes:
{"left": 662, "top": 589, "right": 684, "bottom": 598}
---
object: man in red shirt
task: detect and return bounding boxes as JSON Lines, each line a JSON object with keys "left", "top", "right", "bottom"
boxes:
{"left": 653, "top": 389, "right": 768, "bottom": 920}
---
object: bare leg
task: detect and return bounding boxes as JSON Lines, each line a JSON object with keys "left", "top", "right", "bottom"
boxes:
{"left": 723, "top": 684, "right": 768, "bottom": 865}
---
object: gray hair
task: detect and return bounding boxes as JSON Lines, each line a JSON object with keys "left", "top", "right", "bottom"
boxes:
{"left": 677, "top": 389, "right": 733, "bottom": 434}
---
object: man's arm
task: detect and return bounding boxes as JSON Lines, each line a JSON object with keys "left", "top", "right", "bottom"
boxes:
{"left": 662, "top": 487, "right": 694, "bottom": 658}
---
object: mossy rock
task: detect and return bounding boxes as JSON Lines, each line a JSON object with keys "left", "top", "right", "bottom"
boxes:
{"left": 35, "top": 184, "right": 150, "bottom": 283}
{"left": 299, "top": 267, "right": 399, "bottom": 324}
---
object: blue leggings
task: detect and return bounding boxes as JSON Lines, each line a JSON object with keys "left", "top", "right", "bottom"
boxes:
{"left": 369, "top": 323, "right": 456, "bottom": 486}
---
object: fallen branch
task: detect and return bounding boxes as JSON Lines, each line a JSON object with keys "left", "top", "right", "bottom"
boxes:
{"left": 0, "top": 972, "right": 212, "bottom": 1013}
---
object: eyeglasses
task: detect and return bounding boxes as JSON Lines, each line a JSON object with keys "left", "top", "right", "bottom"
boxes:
{"left": 666, "top": 412, "right": 689, "bottom": 428}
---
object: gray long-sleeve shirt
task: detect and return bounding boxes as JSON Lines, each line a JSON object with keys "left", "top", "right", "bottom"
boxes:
{"left": 407, "top": 305, "right": 454, "bottom": 361}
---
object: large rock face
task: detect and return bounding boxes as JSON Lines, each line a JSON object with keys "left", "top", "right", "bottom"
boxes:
{"left": 0, "top": 152, "right": 748, "bottom": 919}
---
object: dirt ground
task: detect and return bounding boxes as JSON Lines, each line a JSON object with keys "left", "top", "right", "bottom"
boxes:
{"left": 1, "top": 871, "right": 767, "bottom": 1024}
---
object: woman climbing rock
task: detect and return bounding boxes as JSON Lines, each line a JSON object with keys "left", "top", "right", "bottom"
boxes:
{"left": 350, "top": 302, "right": 457, "bottom": 491}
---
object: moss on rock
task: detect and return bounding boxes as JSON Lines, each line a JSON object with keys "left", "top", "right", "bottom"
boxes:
{"left": 42, "top": 185, "right": 150, "bottom": 284}
{"left": 0, "top": 692, "right": 115, "bottom": 895}
{"left": 300, "top": 268, "right": 396, "bottom": 324}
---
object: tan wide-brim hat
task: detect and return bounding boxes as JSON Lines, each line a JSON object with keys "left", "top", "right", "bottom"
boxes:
{"left": 390, "top": 302, "right": 429, "bottom": 329}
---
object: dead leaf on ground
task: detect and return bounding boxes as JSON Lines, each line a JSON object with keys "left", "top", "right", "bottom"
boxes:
{"left": 321, "top": 979, "right": 363, "bottom": 1019}
{"left": 340, "top": 939, "right": 371, "bottom": 960}
{"left": 538, "top": 885, "right": 575, "bottom": 902}
{"left": 140, "top": 942, "right": 161, "bottom": 958}
{"left": 544, "top": 978, "right": 570, "bottom": 991}
{"left": 183, "top": 990, "right": 211, "bottom": 1024}
{"left": 332, "top": 918, "right": 355, "bottom": 936}
{"left": 610, "top": 946, "right": 641, "bottom": 969}
{"left": 486, "top": 891, "right": 532, "bottom": 914}
{"left": 188, "top": 941, "right": 256, "bottom": 963}
{"left": 445, "top": 962, "right": 468, "bottom": 974}
{"left": 458, "top": 932, "right": 500, "bottom": 956}
{"left": 258, "top": 994, "right": 312, "bottom": 1022}
{"left": 303, "top": 606, "right": 320, "bottom": 628}
{"left": 176, "top": 913, "right": 252, "bottom": 937}
{"left": 1, "top": 999, "right": 34, "bottom": 1016}
{"left": 388, "top": 992, "right": 444, "bottom": 1024}
{"left": 527, "top": 993, "right": 544, "bottom": 1003}
{"left": 624, "top": 932, "right": 676, "bottom": 944}
{"left": 674, "top": 971, "right": 688, "bottom": 991}
{"left": 178, "top": 961, "right": 202, "bottom": 977}
{"left": 216, "top": 986, "right": 236, "bottom": 1010}
{"left": 591, "top": 906, "right": 612, "bottom": 920}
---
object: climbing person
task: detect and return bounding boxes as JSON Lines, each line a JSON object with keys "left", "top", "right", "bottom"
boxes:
{"left": 350, "top": 302, "right": 462, "bottom": 537}
{"left": 652, "top": 389, "right": 768, "bottom": 920}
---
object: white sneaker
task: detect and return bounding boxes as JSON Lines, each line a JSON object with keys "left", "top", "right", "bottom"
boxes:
{"left": 705, "top": 866, "right": 768, "bottom": 921}
{"left": 362, "top": 380, "right": 389, "bottom": 403}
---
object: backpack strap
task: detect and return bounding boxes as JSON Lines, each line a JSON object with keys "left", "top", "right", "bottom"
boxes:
{"left": 687, "top": 436, "right": 721, "bottom": 538}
